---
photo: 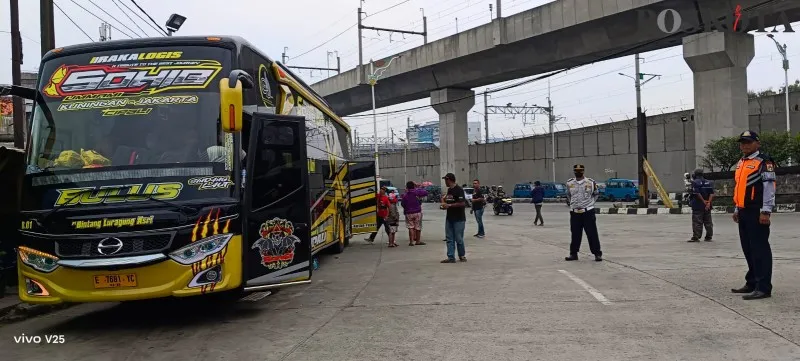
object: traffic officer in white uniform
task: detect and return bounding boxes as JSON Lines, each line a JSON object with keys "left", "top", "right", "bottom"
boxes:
{"left": 565, "top": 164, "right": 603, "bottom": 262}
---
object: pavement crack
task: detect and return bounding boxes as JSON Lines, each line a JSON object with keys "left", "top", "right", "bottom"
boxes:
{"left": 278, "top": 242, "right": 384, "bottom": 361}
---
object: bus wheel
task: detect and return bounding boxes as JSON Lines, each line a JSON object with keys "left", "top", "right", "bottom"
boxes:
{"left": 331, "top": 216, "right": 346, "bottom": 254}
{"left": 624, "top": 194, "right": 632, "bottom": 202}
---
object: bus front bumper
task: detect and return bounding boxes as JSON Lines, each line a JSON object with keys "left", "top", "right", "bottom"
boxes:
{"left": 17, "top": 236, "right": 243, "bottom": 304}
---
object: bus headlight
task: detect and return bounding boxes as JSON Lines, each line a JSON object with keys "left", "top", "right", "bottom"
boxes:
{"left": 18, "top": 246, "right": 59, "bottom": 273}
{"left": 169, "top": 234, "right": 233, "bottom": 265}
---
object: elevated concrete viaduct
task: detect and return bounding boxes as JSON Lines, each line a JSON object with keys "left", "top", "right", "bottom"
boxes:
{"left": 311, "top": 0, "right": 800, "bottom": 184}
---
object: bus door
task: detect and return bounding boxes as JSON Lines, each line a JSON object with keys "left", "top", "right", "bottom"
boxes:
{"left": 348, "top": 161, "right": 377, "bottom": 236}
{"left": 243, "top": 114, "right": 313, "bottom": 290}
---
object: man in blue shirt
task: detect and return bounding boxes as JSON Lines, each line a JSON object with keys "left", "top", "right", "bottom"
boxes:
{"left": 530, "top": 181, "right": 545, "bottom": 226}
{"left": 689, "top": 168, "right": 714, "bottom": 242}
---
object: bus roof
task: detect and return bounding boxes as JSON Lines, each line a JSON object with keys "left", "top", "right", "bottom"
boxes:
{"left": 42, "top": 35, "right": 351, "bottom": 133}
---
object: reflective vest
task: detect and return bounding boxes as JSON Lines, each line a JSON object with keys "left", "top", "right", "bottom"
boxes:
{"left": 733, "top": 152, "right": 774, "bottom": 209}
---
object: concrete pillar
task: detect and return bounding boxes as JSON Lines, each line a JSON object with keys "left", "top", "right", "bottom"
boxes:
{"left": 431, "top": 88, "right": 475, "bottom": 189}
{"left": 683, "top": 32, "right": 754, "bottom": 167}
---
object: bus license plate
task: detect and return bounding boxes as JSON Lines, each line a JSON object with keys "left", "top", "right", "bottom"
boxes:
{"left": 93, "top": 274, "right": 137, "bottom": 289}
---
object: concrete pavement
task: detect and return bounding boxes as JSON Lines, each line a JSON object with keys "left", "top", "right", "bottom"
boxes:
{"left": 2, "top": 203, "right": 800, "bottom": 360}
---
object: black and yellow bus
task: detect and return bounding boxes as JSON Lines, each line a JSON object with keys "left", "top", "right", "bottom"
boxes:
{"left": 6, "top": 35, "right": 377, "bottom": 303}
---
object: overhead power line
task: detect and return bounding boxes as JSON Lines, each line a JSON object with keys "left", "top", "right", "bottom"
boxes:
{"left": 364, "top": 0, "right": 410, "bottom": 19}
{"left": 119, "top": 0, "right": 164, "bottom": 36}
{"left": 343, "top": 0, "right": 779, "bottom": 119}
{"left": 130, "top": 0, "right": 169, "bottom": 36}
{"left": 111, "top": 0, "right": 151, "bottom": 37}
{"left": 53, "top": 1, "right": 94, "bottom": 42}
{"left": 67, "top": 0, "right": 135, "bottom": 38}
{"left": 87, "top": 0, "right": 143, "bottom": 37}
{"left": 293, "top": 0, "right": 417, "bottom": 62}
{"left": 292, "top": 24, "right": 357, "bottom": 61}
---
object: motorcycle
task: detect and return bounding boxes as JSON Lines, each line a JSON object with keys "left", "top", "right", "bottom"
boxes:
{"left": 493, "top": 197, "right": 514, "bottom": 215}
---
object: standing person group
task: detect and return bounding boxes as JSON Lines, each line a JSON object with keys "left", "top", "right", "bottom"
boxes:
{"left": 731, "top": 130, "right": 775, "bottom": 300}
{"left": 401, "top": 181, "right": 428, "bottom": 246}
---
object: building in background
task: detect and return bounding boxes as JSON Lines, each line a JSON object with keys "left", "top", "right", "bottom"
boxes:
{"left": 406, "top": 121, "right": 482, "bottom": 146}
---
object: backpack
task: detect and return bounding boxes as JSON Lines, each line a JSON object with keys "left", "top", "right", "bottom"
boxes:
{"left": 387, "top": 203, "right": 400, "bottom": 225}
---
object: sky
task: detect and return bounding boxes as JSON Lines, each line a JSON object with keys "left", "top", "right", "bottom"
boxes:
{"left": 0, "top": 0, "right": 798, "bottom": 143}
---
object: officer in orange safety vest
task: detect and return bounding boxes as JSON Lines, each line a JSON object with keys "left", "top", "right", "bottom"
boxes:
{"left": 731, "top": 130, "right": 776, "bottom": 300}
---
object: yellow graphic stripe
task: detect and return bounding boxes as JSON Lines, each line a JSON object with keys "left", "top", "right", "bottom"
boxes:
{"left": 272, "top": 63, "right": 350, "bottom": 133}
{"left": 352, "top": 207, "right": 375, "bottom": 217}
{"left": 350, "top": 182, "right": 374, "bottom": 190}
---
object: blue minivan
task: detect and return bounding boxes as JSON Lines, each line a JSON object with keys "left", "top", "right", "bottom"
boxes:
{"left": 600, "top": 178, "right": 639, "bottom": 202}
{"left": 513, "top": 182, "right": 567, "bottom": 199}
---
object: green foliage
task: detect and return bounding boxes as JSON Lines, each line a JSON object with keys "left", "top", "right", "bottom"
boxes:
{"left": 758, "top": 131, "right": 794, "bottom": 165}
{"left": 701, "top": 136, "right": 740, "bottom": 171}
{"left": 779, "top": 80, "right": 800, "bottom": 94}
{"left": 702, "top": 131, "right": 800, "bottom": 171}
{"left": 749, "top": 80, "right": 800, "bottom": 98}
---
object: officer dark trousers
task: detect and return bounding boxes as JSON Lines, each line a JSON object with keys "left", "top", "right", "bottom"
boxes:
{"left": 738, "top": 208, "right": 772, "bottom": 293}
{"left": 569, "top": 211, "right": 602, "bottom": 256}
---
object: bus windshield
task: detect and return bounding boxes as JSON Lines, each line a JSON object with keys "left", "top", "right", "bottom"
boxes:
{"left": 27, "top": 46, "right": 230, "bottom": 174}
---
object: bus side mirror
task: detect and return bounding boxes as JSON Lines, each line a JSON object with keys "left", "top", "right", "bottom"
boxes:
{"left": 219, "top": 70, "right": 254, "bottom": 133}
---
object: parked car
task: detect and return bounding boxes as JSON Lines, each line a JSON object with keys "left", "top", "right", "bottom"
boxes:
{"left": 513, "top": 183, "right": 534, "bottom": 198}
{"left": 602, "top": 178, "right": 638, "bottom": 202}
{"left": 424, "top": 185, "right": 442, "bottom": 202}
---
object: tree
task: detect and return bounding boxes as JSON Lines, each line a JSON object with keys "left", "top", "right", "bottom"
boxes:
{"left": 701, "top": 136, "right": 740, "bottom": 171}
{"left": 778, "top": 79, "right": 800, "bottom": 94}
{"left": 702, "top": 131, "right": 799, "bottom": 171}
{"left": 758, "top": 131, "right": 793, "bottom": 166}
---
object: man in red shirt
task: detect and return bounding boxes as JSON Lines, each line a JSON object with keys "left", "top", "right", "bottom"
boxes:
{"left": 366, "top": 186, "right": 391, "bottom": 243}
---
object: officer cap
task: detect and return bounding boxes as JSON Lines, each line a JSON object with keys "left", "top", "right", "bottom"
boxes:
{"left": 738, "top": 130, "right": 759, "bottom": 142}
{"left": 573, "top": 164, "right": 585, "bottom": 171}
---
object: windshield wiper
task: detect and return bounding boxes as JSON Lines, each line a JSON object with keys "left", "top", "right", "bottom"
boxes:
{"left": 107, "top": 193, "right": 199, "bottom": 216}
{"left": 39, "top": 185, "right": 134, "bottom": 225}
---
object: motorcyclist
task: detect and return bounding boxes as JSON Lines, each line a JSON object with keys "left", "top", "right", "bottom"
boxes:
{"left": 493, "top": 186, "right": 507, "bottom": 210}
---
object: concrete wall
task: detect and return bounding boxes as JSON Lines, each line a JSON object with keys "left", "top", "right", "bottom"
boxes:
{"left": 372, "top": 93, "right": 800, "bottom": 193}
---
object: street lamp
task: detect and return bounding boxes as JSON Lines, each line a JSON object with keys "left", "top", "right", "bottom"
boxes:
{"left": 165, "top": 14, "right": 187, "bottom": 36}
{"left": 368, "top": 55, "right": 400, "bottom": 180}
{"left": 767, "top": 34, "right": 791, "bottom": 162}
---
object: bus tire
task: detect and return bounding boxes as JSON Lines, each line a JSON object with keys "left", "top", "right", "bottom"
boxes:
{"left": 624, "top": 194, "right": 632, "bottom": 202}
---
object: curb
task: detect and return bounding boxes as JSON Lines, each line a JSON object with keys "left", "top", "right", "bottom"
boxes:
{"left": 593, "top": 204, "right": 800, "bottom": 215}
{"left": 510, "top": 198, "right": 567, "bottom": 204}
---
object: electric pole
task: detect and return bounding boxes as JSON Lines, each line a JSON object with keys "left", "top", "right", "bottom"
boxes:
{"left": 635, "top": 53, "right": 647, "bottom": 208}
{"left": 483, "top": 90, "right": 489, "bottom": 143}
{"left": 496, "top": 0, "right": 502, "bottom": 18}
{"left": 548, "top": 82, "right": 555, "bottom": 183}
{"left": 280, "top": 47, "right": 340, "bottom": 74}
{"left": 619, "top": 54, "right": 659, "bottom": 207}
{"left": 10, "top": 0, "right": 25, "bottom": 148}
{"left": 40, "top": 0, "right": 55, "bottom": 57}
{"left": 358, "top": 6, "right": 427, "bottom": 83}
